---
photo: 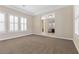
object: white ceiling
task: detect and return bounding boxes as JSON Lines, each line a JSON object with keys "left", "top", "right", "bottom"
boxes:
{"left": 5, "top": 5, "right": 67, "bottom": 15}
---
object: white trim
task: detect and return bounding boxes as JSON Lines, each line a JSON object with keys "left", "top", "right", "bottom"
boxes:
{"left": 4, "top": 5, "right": 68, "bottom": 16}
{"left": 32, "top": 33, "right": 73, "bottom": 40}
{"left": 53, "top": 36, "right": 73, "bottom": 40}
{"left": 34, "top": 6, "right": 68, "bottom": 15}
{"left": 73, "top": 39, "right": 79, "bottom": 53}
{"left": 0, "top": 33, "right": 32, "bottom": 41}
{"left": 4, "top": 6, "right": 33, "bottom": 16}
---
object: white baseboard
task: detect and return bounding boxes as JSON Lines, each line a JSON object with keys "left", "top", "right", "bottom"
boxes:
{"left": 32, "top": 33, "right": 73, "bottom": 40}
{"left": 0, "top": 33, "right": 32, "bottom": 41}
{"left": 73, "top": 39, "right": 79, "bottom": 53}
{"left": 53, "top": 36, "right": 73, "bottom": 40}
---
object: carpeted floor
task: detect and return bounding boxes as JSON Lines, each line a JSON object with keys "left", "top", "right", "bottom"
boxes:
{"left": 0, "top": 34, "right": 78, "bottom": 54}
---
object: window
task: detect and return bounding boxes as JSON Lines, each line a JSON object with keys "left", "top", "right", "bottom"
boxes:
{"left": 14, "top": 16, "right": 18, "bottom": 31}
{"left": 9, "top": 15, "right": 18, "bottom": 32}
{"left": 20, "top": 17, "right": 27, "bottom": 31}
{"left": 9, "top": 15, "right": 27, "bottom": 32}
{"left": 75, "top": 6, "right": 79, "bottom": 35}
{"left": 0, "top": 13, "right": 5, "bottom": 32}
{"left": 75, "top": 18, "right": 79, "bottom": 35}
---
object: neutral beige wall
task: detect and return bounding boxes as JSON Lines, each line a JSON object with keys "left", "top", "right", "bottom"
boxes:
{"left": 0, "top": 5, "right": 73, "bottom": 40}
{"left": 32, "top": 15, "right": 42, "bottom": 34}
{"left": 54, "top": 6, "right": 73, "bottom": 39}
{"left": 32, "top": 6, "right": 73, "bottom": 39}
{"left": 0, "top": 6, "right": 33, "bottom": 40}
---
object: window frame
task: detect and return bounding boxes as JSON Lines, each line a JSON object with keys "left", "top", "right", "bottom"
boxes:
{"left": 9, "top": 15, "right": 19, "bottom": 32}
{"left": 20, "top": 17, "right": 27, "bottom": 32}
{"left": 0, "top": 12, "right": 5, "bottom": 33}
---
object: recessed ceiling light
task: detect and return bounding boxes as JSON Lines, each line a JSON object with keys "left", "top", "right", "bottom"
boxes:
{"left": 22, "top": 5, "right": 26, "bottom": 7}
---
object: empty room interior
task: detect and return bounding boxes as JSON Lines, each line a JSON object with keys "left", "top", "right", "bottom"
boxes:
{"left": 0, "top": 5, "right": 79, "bottom": 54}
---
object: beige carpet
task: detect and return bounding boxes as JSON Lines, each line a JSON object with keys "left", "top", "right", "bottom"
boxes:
{"left": 0, "top": 34, "right": 78, "bottom": 54}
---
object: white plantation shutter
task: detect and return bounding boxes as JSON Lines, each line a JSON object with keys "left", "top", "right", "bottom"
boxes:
{"left": 9, "top": 15, "right": 18, "bottom": 32}
{"left": 14, "top": 16, "right": 18, "bottom": 31}
{"left": 0, "top": 13, "right": 5, "bottom": 32}
{"left": 75, "top": 6, "right": 79, "bottom": 35}
{"left": 21, "top": 17, "right": 27, "bottom": 31}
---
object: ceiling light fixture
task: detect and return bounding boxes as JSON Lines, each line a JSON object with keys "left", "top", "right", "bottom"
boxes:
{"left": 22, "top": 5, "right": 26, "bottom": 7}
